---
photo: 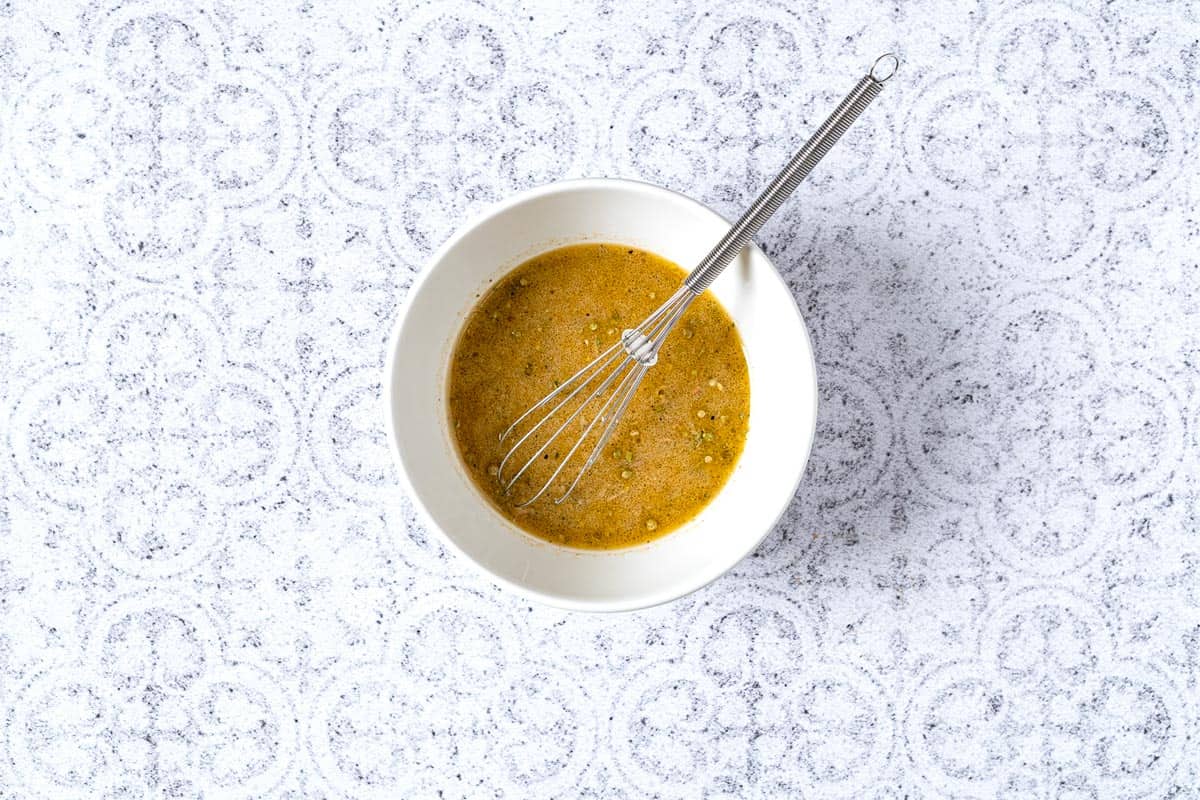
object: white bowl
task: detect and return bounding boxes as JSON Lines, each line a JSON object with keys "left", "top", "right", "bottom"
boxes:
{"left": 385, "top": 179, "right": 817, "bottom": 612}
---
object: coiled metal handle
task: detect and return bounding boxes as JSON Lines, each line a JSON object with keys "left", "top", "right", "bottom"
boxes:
{"left": 683, "top": 53, "right": 899, "bottom": 294}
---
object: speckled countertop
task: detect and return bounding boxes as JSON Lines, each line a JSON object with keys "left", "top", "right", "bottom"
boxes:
{"left": 1, "top": 0, "right": 1197, "bottom": 797}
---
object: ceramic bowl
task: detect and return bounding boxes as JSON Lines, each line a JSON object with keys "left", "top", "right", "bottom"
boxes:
{"left": 385, "top": 178, "right": 817, "bottom": 611}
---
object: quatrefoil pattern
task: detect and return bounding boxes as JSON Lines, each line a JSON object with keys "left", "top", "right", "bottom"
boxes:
{"left": 1, "top": 0, "right": 1196, "bottom": 796}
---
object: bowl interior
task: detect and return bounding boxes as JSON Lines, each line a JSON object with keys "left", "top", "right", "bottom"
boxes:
{"left": 386, "top": 180, "right": 816, "bottom": 611}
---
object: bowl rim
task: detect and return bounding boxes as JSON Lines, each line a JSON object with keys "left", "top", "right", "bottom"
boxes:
{"left": 383, "top": 177, "right": 818, "bottom": 612}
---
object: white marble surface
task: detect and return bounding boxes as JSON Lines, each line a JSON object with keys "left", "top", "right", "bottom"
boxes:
{"left": 1, "top": 0, "right": 1198, "bottom": 797}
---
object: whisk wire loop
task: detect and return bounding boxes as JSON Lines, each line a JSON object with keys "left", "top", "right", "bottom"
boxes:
{"left": 495, "top": 55, "right": 898, "bottom": 506}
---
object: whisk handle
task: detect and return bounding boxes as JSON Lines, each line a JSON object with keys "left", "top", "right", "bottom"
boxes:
{"left": 683, "top": 53, "right": 898, "bottom": 294}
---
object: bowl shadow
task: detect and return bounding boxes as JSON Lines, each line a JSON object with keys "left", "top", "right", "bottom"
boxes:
{"left": 730, "top": 206, "right": 981, "bottom": 587}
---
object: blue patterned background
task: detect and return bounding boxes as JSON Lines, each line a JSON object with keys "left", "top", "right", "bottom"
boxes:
{"left": 0, "top": 0, "right": 1197, "bottom": 796}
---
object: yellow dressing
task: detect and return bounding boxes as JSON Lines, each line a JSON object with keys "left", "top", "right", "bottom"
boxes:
{"left": 447, "top": 243, "right": 750, "bottom": 549}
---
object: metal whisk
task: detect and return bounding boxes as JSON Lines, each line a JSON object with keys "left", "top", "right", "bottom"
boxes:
{"left": 499, "top": 53, "right": 900, "bottom": 506}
